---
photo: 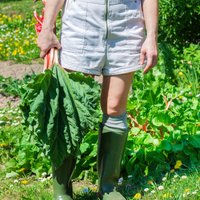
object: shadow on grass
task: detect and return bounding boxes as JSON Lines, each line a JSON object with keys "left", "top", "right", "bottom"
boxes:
{"left": 74, "top": 190, "right": 98, "bottom": 200}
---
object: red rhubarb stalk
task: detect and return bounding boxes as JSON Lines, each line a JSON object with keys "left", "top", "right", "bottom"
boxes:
{"left": 33, "top": 0, "right": 56, "bottom": 70}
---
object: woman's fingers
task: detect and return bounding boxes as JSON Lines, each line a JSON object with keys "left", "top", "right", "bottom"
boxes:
{"left": 143, "top": 54, "right": 157, "bottom": 74}
{"left": 140, "top": 49, "right": 146, "bottom": 65}
{"left": 39, "top": 40, "right": 61, "bottom": 61}
{"left": 140, "top": 37, "right": 158, "bottom": 74}
{"left": 37, "top": 30, "right": 61, "bottom": 58}
{"left": 143, "top": 56, "right": 152, "bottom": 74}
{"left": 39, "top": 41, "right": 61, "bottom": 58}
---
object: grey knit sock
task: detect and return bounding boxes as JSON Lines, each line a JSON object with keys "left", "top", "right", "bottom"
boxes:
{"left": 102, "top": 112, "right": 128, "bottom": 130}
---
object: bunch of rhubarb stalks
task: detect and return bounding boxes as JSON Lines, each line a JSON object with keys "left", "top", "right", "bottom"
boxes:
{"left": 33, "top": 0, "right": 58, "bottom": 70}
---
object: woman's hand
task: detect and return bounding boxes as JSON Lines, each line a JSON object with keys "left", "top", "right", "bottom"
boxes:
{"left": 140, "top": 0, "right": 158, "bottom": 74}
{"left": 36, "top": 27, "right": 61, "bottom": 58}
{"left": 140, "top": 36, "right": 158, "bottom": 74}
{"left": 35, "top": 0, "right": 65, "bottom": 58}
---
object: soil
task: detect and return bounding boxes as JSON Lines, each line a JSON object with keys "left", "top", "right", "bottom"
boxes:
{"left": 0, "top": 60, "right": 43, "bottom": 108}
{"left": 0, "top": 60, "right": 43, "bottom": 79}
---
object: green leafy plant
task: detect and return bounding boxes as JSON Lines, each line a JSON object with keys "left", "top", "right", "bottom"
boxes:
{"left": 0, "top": 75, "right": 34, "bottom": 97}
{"left": 20, "top": 64, "right": 100, "bottom": 168}
{"left": 74, "top": 130, "right": 98, "bottom": 182}
{"left": 0, "top": 106, "right": 50, "bottom": 177}
{"left": 123, "top": 130, "right": 200, "bottom": 184}
{"left": 159, "top": 0, "right": 200, "bottom": 47}
{"left": 123, "top": 66, "right": 200, "bottom": 183}
{"left": 174, "top": 44, "right": 200, "bottom": 96}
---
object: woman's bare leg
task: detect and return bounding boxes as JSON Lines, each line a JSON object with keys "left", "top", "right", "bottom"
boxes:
{"left": 101, "top": 72, "right": 134, "bottom": 116}
{"left": 98, "top": 72, "right": 134, "bottom": 198}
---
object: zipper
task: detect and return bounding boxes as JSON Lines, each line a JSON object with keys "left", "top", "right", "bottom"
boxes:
{"left": 105, "top": 0, "right": 108, "bottom": 40}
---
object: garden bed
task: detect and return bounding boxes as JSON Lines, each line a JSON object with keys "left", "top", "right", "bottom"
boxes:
{"left": 0, "top": 0, "right": 199, "bottom": 199}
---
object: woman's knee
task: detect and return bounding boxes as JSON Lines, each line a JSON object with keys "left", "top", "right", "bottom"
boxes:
{"left": 101, "top": 97, "right": 126, "bottom": 116}
{"left": 101, "top": 73, "right": 134, "bottom": 116}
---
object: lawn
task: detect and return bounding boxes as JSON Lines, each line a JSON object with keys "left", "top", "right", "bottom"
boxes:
{"left": 0, "top": 0, "right": 42, "bottom": 17}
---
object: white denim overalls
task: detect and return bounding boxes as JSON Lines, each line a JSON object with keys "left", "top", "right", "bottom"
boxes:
{"left": 60, "top": 0, "right": 145, "bottom": 75}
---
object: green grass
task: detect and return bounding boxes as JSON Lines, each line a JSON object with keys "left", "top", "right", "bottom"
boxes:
{"left": 0, "top": 0, "right": 43, "bottom": 17}
{"left": 0, "top": 176, "right": 53, "bottom": 200}
{"left": 0, "top": 169, "right": 199, "bottom": 200}
{"left": 0, "top": 174, "right": 98, "bottom": 200}
{"left": 0, "top": 0, "right": 62, "bottom": 62}
{"left": 127, "top": 169, "right": 200, "bottom": 200}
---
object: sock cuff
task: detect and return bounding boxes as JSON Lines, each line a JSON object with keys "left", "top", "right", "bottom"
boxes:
{"left": 102, "top": 112, "right": 128, "bottom": 130}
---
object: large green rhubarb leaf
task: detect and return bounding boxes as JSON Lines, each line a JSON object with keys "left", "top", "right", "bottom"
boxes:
{"left": 20, "top": 64, "right": 100, "bottom": 168}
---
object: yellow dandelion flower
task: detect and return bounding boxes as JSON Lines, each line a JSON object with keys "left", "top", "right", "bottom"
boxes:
{"left": 133, "top": 193, "right": 141, "bottom": 199}
{"left": 18, "top": 47, "right": 25, "bottom": 55}
{"left": 17, "top": 15, "right": 22, "bottom": 20}
{"left": 178, "top": 96, "right": 183, "bottom": 99}
{"left": 163, "top": 194, "right": 167, "bottom": 198}
{"left": 90, "top": 186, "right": 97, "bottom": 192}
{"left": 21, "top": 180, "right": 28, "bottom": 185}
{"left": 170, "top": 169, "right": 175, "bottom": 173}
{"left": 21, "top": 51, "right": 25, "bottom": 55}
{"left": 178, "top": 71, "right": 183, "bottom": 76}
{"left": 24, "top": 40, "right": 29, "bottom": 46}
{"left": 163, "top": 193, "right": 172, "bottom": 198}
{"left": 174, "top": 160, "right": 182, "bottom": 169}
{"left": 184, "top": 188, "right": 190, "bottom": 193}
{"left": 12, "top": 49, "right": 17, "bottom": 56}
{"left": 19, "top": 168, "right": 26, "bottom": 172}
{"left": 0, "top": 143, "right": 9, "bottom": 147}
{"left": 147, "top": 180, "right": 153, "bottom": 185}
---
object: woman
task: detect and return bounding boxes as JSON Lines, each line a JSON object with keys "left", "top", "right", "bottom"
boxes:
{"left": 37, "top": 0, "right": 158, "bottom": 199}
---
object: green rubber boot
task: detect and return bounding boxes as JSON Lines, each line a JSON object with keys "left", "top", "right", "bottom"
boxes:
{"left": 52, "top": 156, "right": 76, "bottom": 200}
{"left": 97, "top": 123, "right": 128, "bottom": 200}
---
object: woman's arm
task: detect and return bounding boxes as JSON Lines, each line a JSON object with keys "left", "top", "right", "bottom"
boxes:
{"left": 140, "top": 0, "right": 158, "bottom": 74}
{"left": 37, "top": 0, "right": 66, "bottom": 58}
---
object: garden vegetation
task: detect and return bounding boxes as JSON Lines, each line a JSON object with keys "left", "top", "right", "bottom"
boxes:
{"left": 0, "top": 0, "right": 199, "bottom": 199}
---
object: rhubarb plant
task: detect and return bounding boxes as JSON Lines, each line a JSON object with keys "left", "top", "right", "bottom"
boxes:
{"left": 20, "top": 65, "right": 100, "bottom": 168}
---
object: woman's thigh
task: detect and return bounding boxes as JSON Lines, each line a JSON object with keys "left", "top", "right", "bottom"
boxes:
{"left": 101, "top": 72, "right": 134, "bottom": 116}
